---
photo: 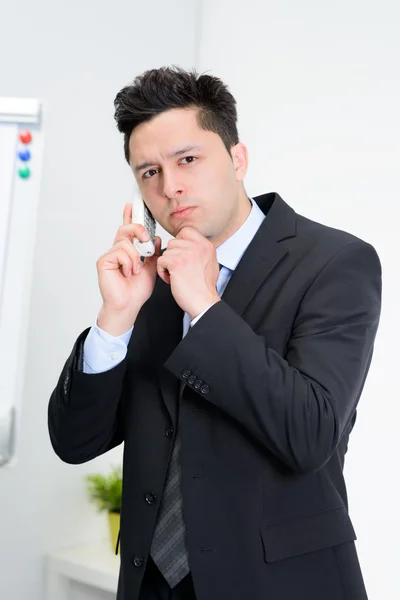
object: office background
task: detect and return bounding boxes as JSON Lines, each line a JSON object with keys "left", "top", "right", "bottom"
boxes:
{"left": 0, "top": 1, "right": 399, "bottom": 599}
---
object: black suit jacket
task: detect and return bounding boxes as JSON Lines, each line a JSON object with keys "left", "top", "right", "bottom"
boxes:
{"left": 48, "top": 193, "right": 382, "bottom": 600}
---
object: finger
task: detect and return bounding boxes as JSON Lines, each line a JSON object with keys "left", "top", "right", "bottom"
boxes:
{"left": 175, "top": 226, "right": 206, "bottom": 243}
{"left": 100, "top": 247, "right": 134, "bottom": 278}
{"left": 157, "top": 266, "right": 170, "bottom": 285}
{"left": 157, "top": 255, "right": 171, "bottom": 284}
{"left": 114, "top": 223, "right": 150, "bottom": 245}
{"left": 114, "top": 239, "right": 143, "bottom": 274}
{"left": 154, "top": 235, "right": 162, "bottom": 257}
{"left": 161, "top": 248, "right": 182, "bottom": 259}
{"left": 117, "top": 249, "right": 133, "bottom": 278}
{"left": 158, "top": 248, "right": 185, "bottom": 270}
{"left": 166, "top": 238, "right": 191, "bottom": 251}
{"left": 123, "top": 203, "right": 132, "bottom": 225}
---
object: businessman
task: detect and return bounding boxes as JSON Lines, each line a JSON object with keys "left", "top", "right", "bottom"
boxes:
{"left": 48, "top": 66, "right": 382, "bottom": 600}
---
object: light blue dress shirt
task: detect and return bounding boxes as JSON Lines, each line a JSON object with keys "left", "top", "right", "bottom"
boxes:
{"left": 83, "top": 198, "right": 265, "bottom": 374}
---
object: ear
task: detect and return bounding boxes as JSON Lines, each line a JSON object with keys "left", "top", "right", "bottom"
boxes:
{"left": 231, "top": 143, "right": 248, "bottom": 182}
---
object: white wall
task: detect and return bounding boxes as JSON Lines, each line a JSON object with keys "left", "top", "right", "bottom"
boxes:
{"left": 198, "top": 1, "right": 400, "bottom": 599}
{"left": 1, "top": 1, "right": 398, "bottom": 599}
{"left": 0, "top": 1, "right": 199, "bottom": 599}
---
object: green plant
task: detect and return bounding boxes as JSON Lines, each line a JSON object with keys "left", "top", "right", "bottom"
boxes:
{"left": 85, "top": 465, "right": 122, "bottom": 513}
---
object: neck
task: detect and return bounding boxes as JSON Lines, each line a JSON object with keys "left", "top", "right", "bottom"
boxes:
{"left": 212, "top": 189, "right": 252, "bottom": 248}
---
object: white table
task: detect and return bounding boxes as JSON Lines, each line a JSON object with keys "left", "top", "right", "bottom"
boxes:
{"left": 46, "top": 542, "right": 120, "bottom": 600}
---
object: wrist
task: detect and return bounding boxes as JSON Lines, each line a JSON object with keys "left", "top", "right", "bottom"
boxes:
{"left": 97, "top": 304, "right": 140, "bottom": 336}
{"left": 187, "top": 295, "right": 221, "bottom": 321}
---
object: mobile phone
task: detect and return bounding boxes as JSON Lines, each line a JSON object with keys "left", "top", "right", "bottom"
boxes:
{"left": 132, "top": 195, "right": 156, "bottom": 257}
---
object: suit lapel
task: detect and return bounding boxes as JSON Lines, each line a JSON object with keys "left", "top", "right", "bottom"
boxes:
{"left": 221, "top": 193, "right": 297, "bottom": 316}
{"left": 149, "top": 278, "right": 183, "bottom": 423}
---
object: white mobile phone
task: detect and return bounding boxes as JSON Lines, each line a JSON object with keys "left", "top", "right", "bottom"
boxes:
{"left": 132, "top": 196, "right": 156, "bottom": 257}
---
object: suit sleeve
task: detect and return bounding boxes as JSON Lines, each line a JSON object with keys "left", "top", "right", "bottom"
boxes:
{"left": 48, "top": 328, "right": 127, "bottom": 464}
{"left": 164, "top": 240, "right": 382, "bottom": 474}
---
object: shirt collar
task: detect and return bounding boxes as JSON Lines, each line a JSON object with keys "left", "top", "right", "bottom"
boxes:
{"left": 216, "top": 197, "right": 265, "bottom": 271}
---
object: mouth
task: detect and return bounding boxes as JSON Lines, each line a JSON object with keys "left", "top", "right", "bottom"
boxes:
{"left": 170, "top": 206, "right": 196, "bottom": 219}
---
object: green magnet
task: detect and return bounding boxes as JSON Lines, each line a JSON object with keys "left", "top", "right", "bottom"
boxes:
{"left": 18, "top": 166, "right": 31, "bottom": 179}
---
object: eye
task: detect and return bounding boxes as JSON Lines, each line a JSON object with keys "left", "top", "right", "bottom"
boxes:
{"left": 180, "top": 156, "right": 197, "bottom": 165}
{"left": 143, "top": 168, "right": 159, "bottom": 180}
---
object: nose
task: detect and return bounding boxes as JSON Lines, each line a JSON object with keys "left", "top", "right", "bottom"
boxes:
{"left": 162, "top": 169, "right": 184, "bottom": 199}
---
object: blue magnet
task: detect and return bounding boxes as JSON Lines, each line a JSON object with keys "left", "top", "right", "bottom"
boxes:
{"left": 18, "top": 149, "right": 31, "bottom": 162}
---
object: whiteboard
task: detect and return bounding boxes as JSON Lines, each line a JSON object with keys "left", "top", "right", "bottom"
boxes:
{"left": 0, "top": 98, "right": 43, "bottom": 466}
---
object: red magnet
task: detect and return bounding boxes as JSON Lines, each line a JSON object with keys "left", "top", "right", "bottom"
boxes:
{"left": 19, "top": 130, "right": 32, "bottom": 144}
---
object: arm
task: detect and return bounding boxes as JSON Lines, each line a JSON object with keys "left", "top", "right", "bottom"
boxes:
{"left": 165, "top": 241, "right": 382, "bottom": 474}
{"left": 48, "top": 204, "right": 162, "bottom": 465}
{"left": 48, "top": 325, "right": 132, "bottom": 464}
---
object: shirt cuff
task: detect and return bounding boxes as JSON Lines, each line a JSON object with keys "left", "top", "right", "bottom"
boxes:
{"left": 190, "top": 305, "right": 214, "bottom": 327}
{"left": 82, "top": 322, "right": 134, "bottom": 374}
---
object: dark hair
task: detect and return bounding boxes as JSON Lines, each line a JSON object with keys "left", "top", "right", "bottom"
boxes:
{"left": 113, "top": 66, "right": 239, "bottom": 163}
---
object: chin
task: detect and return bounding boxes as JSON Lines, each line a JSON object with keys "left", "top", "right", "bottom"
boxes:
{"left": 172, "top": 220, "right": 196, "bottom": 234}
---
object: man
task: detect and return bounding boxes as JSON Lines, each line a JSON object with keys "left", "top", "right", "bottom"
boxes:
{"left": 48, "top": 66, "right": 381, "bottom": 600}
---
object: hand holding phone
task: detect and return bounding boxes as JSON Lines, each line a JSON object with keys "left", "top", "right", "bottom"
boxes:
{"left": 96, "top": 203, "right": 161, "bottom": 336}
{"left": 132, "top": 195, "right": 156, "bottom": 257}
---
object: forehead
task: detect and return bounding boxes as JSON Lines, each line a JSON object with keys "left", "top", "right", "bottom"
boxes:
{"left": 128, "top": 108, "right": 221, "bottom": 165}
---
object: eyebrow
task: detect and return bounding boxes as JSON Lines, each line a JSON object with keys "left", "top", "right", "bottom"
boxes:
{"left": 134, "top": 145, "right": 202, "bottom": 173}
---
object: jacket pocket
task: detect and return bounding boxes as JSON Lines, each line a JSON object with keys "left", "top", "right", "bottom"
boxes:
{"left": 260, "top": 506, "right": 357, "bottom": 563}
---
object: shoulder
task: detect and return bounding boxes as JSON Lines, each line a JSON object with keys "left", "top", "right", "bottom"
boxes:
{"left": 291, "top": 209, "right": 381, "bottom": 273}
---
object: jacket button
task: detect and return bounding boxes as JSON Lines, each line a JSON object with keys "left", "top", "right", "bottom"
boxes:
{"left": 200, "top": 384, "right": 209, "bottom": 394}
{"left": 194, "top": 379, "right": 202, "bottom": 389}
{"left": 133, "top": 555, "right": 144, "bottom": 567}
{"left": 145, "top": 492, "right": 157, "bottom": 505}
{"left": 165, "top": 426, "right": 174, "bottom": 437}
{"left": 181, "top": 369, "right": 191, "bottom": 379}
{"left": 188, "top": 375, "right": 196, "bottom": 385}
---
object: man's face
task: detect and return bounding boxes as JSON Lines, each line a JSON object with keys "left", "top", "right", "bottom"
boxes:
{"left": 129, "top": 108, "right": 248, "bottom": 243}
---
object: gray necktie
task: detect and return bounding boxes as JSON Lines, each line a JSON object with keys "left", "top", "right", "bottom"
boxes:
{"left": 150, "top": 382, "right": 189, "bottom": 587}
{"left": 150, "top": 262, "right": 224, "bottom": 587}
